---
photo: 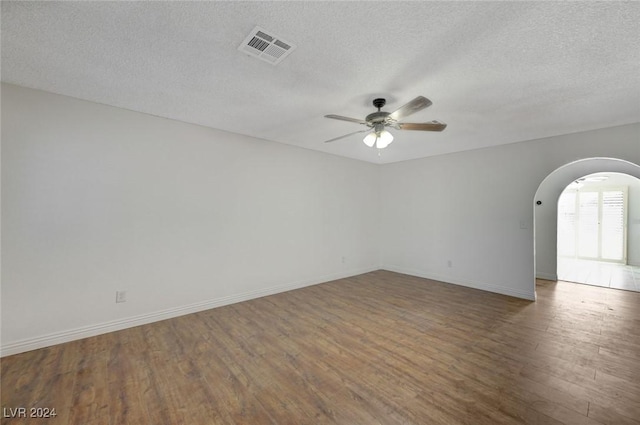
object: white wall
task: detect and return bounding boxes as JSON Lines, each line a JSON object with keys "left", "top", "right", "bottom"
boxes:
{"left": 629, "top": 180, "right": 640, "bottom": 266}
{"left": 1, "top": 84, "right": 380, "bottom": 355}
{"left": 379, "top": 124, "right": 640, "bottom": 300}
{"left": 2, "top": 83, "right": 639, "bottom": 356}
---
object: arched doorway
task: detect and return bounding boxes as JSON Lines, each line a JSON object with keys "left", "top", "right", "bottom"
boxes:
{"left": 556, "top": 172, "right": 640, "bottom": 291}
{"left": 533, "top": 158, "right": 640, "bottom": 297}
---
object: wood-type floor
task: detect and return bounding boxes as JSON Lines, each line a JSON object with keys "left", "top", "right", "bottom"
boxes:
{"left": 2, "top": 270, "right": 639, "bottom": 424}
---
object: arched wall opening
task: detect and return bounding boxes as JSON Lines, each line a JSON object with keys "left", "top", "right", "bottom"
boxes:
{"left": 533, "top": 158, "right": 640, "bottom": 297}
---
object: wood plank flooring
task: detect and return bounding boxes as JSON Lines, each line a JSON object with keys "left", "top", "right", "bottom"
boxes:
{"left": 2, "top": 270, "right": 639, "bottom": 424}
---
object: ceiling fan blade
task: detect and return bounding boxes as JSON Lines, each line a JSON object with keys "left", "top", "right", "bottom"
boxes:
{"left": 324, "top": 129, "right": 369, "bottom": 143}
{"left": 397, "top": 121, "right": 447, "bottom": 132}
{"left": 388, "top": 96, "right": 432, "bottom": 121}
{"left": 325, "top": 114, "right": 368, "bottom": 125}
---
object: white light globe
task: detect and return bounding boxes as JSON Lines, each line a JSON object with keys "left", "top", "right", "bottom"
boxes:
{"left": 376, "top": 130, "right": 394, "bottom": 149}
{"left": 363, "top": 132, "right": 377, "bottom": 147}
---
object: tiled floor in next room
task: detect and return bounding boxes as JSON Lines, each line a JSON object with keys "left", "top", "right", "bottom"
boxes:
{"left": 557, "top": 257, "right": 640, "bottom": 292}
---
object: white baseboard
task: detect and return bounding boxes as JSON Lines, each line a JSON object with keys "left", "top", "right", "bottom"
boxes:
{"left": 535, "top": 272, "right": 558, "bottom": 281}
{"left": 1, "top": 266, "right": 378, "bottom": 357}
{"left": 380, "top": 265, "right": 537, "bottom": 301}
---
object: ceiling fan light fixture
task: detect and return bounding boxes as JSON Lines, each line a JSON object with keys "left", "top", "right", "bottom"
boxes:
{"left": 376, "top": 130, "right": 393, "bottom": 149}
{"left": 363, "top": 123, "right": 393, "bottom": 149}
{"left": 363, "top": 132, "right": 377, "bottom": 147}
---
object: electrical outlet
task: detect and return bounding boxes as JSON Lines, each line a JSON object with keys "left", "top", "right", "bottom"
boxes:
{"left": 341, "top": 256, "right": 346, "bottom": 263}
{"left": 116, "top": 290, "right": 127, "bottom": 303}
{"left": 447, "top": 260, "right": 452, "bottom": 268}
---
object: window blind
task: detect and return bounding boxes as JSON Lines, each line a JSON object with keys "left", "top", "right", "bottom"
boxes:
{"left": 601, "top": 190, "right": 625, "bottom": 261}
{"left": 557, "top": 187, "right": 626, "bottom": 263}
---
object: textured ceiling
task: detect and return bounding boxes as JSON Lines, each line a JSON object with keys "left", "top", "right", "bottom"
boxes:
{"left": 2, "top": 1, "right": 639, "bottom": 164}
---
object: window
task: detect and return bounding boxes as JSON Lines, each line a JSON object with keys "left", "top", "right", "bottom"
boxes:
{"left": 558, "top": 187, "right": 627, "bottom": 263}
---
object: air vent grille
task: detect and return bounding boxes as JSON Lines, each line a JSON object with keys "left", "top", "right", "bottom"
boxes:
{"left": 248, "top": 36, "right": 269, "bottom": 52}
{"left": 238, "top": 26, "right": 296, "bottom": 65}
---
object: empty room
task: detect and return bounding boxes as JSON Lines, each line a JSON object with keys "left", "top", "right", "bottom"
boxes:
{"left": 2, "top": 2, "right": 640, "bottom": 424}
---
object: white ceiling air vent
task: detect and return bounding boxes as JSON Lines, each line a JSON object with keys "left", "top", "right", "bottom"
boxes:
{"left": 238, "top": 26, "right": 296, "bottom": 65}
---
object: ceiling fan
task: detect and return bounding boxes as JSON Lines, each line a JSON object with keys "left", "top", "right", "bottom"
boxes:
{"left": 324, "top": 96, "right": 446, "bottom": 149}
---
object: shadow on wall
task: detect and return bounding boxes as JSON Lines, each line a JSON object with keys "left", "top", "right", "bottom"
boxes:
{"left": 533, "top": 158, "right": 640, "bottom": 292}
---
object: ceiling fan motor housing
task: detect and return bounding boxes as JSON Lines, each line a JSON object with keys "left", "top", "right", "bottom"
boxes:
{"left": 366, "top": 111, "right": 391, "bottom": 124}
{"left": 366, "top": 98, "right": 392, "bottom": 125}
